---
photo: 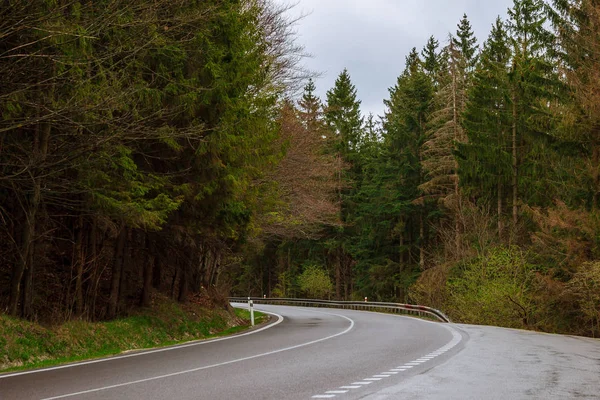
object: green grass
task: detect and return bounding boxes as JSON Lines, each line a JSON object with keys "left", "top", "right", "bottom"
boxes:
{"left": 0, "top": 299, "right": 268, "bottom": 373}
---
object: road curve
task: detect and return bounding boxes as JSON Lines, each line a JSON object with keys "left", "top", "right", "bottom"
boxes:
{"left": 0, "top": 305, "right": 460, "bottom": 400}
{"left": 4, "top": 305, "right": 597, "bottom": 400}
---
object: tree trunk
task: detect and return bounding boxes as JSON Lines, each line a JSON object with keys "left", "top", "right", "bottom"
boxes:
{"left": 75, "top": 215, "right": 85, "bottom": 317}
{"left": 9, "top": 122, "right": 49, "bottom": 317}
{"left": 21, "top": 233, "right": 36, "bottom": 319}
{"left": 498, "top": 180, "right": 503, "bottom": 238}
{"left": 87, "top": 219, "right": 99, "bottom": 321}
{"left": 178, "top": 265, "right": 188, "bottom": 303}
{"left": 593, "top": 139, "right": 599, "bottom": 210}
{"left": 419, "top": 212, "right": 425, "bottom": 270}
{"left": 512, "top": 96, "right": 518, "bottom": 230}
{"left": 171, "top": 264, "right": 179, "bottom": 300}
{"left": 335, "top": 247, "right": 342, "bottom": 300}
{"left": 107, "top": 228, "right": 126, "bottom": 319}
{"left": 141, "top": 234, "right": 154, "bottom": 307}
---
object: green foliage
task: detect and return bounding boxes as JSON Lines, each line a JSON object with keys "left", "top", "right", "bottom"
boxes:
{"left": 0, "top": 296, "right": 254, "bottom": 372}
{"left": 568, "top": 261, "right": 600, "bottom": 337}
{"left": 453, "top": 14, "right": 479, "bottom": 72}
{"left": 447, "top": 247, "right": 535, "bottom": 328}
{"left": 326, "top": 69, "right": 364, "bottom": 156}
{"left": 459, "top": 18, "right": 513, "bottom": 206}
{"left": 297, "top": 265, "right": 333, "bottom": 299}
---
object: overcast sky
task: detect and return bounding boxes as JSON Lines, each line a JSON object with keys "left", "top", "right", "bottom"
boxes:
{"left": 277, "top": 0, "right": 514, "bottom": 118}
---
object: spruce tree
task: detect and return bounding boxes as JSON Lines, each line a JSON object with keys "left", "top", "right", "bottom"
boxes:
{"left": 383, "top": 49, "right": 434, "bottom": 270}
{"left": 325, "top": 69, "right": 364, "bottom": 155}
{"left": 453, "top": 14, "right": 479, "bottom": 73}
{"left": 421, "top": 37, "right": 469, "bottom": 251}
{"left": 506, "top": 0, "right": 558, "bottom": 228}
{"left": 550, "top": 0, "right": 600, "bottom": 209}
{"left": 422, "top": 36, "right": 442, "bottom": 80}
{"left": 459, "top": 17, "right": 513, "bottom": 236}
{"left": 298, "top": 78, "right": 322, "bottom": 130}
{"left": 324, "top": 68, "right": 364, "bottom": 299}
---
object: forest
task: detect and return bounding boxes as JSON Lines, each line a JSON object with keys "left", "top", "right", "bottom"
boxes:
{"left": 1, "top": 0, "right": 599, "bottom": 338}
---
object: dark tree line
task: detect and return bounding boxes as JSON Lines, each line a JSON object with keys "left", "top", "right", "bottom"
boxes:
{"left": 0, "top": 0, "right": 305, "bottom": 321}
{"left": 237, "top": 0, "right": 600, "bottom": 338}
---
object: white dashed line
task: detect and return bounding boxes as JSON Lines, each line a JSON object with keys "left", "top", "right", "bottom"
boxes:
{"left": 311, "top": 320, "right": 463, "bottom": 399}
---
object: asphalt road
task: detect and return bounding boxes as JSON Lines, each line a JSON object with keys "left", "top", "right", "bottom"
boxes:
{"left": 1, "top": 304, "right": 598, "bottom": 400}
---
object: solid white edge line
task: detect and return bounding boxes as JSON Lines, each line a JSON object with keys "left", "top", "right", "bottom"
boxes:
{"left": 40, "top": 309, "right": 355, "bottom": 400}
{"left": 0, "top": 304, "right": 281, "bottom": 379}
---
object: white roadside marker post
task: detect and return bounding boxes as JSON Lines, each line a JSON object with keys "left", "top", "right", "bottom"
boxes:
{"left": 249, "top": 298, "right": 255, "bottom": 326}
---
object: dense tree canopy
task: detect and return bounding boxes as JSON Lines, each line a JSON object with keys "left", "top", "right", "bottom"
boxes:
{"left": 2, "top": 0, "right": 600, "bottom": 338}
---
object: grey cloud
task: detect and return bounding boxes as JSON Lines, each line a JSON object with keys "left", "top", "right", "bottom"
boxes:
{"left": 277, "top": 0, "right": 514, "bottom": 118}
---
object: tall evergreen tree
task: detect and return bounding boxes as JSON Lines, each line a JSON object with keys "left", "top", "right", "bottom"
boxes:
{"left": 383, "top": 49, "right": 434, "bottom": 270}
{"left": 324, "top": 68, "right": 364, "bottom": 299}
{"left": 459, "top": 18, "right": 513, "bottom": 236}
{"left": 421, "top": 37, "right": 469, "bottom": 252}
{"left": 550, "top": 0, "right": 600, "bottom": 209}
{"left": 298, "top": 78, "right": 322, "bottom": 130}
{"left": 325, "top": 69, "right": 364, "bottom": 155}
{"left": 453, "top": 14, "right": 479, "bottom": 73}
{"left": 506, "top": 0, "right": 558, "bottom": 228}
{"left": 422, "top": 36, "right": 442, "bottom": 79}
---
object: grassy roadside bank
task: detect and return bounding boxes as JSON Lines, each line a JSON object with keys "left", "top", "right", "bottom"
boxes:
{"left": 0, "top": 297, "right": 267, "bottom": 373}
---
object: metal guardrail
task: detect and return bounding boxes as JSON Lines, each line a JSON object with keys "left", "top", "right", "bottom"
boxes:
{"left": 229, "top": 297, "right": 451, "bottom": 323}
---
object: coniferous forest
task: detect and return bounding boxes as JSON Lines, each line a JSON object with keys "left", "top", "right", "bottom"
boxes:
{"left": 1, "top": 0, "right": 600, "bottom": 338}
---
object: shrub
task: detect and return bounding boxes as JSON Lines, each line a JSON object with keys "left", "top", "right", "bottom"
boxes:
{"left": 297, "top": 265, "right": 333, "bottom": 299}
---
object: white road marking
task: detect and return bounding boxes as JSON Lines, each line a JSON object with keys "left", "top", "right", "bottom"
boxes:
{"left": 326, "top": 390, "right": 349, "bottom": 394}
{"left": 312, "top": 395, "right": 336, "bottom": 399}
{"left": 0, "top": 305, "right": 283, "bottom": 380}
{"left": 310, "top": 313, "right": 464, "bottom": 399}
{"left": 40, "top": 310, "right": 356, "bottom": 400}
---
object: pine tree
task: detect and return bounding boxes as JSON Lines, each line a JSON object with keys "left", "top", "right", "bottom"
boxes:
{"left": 459, "top": 17, "right": 513, "bottom": 236}
{"left": 325, "top": 69, "right": 364, "bottom": 155}
{"left": 453, "top": 14, "right": 479, "bottom": 73}
{"left": 506, "top": 0, "right": 558, "bottom": 228}
{"left": 550, "top": 0, "right": 600, "bottom": 209}
{"left": 324, "top": 68, "right": 364, "bottom": 299}
{"left": 298, "top": 78, "right": 322, "bottom": 130}
{"left": 383, "top": 49, "right": 434, "bottom": 270}
{"left": 422, "top": 36, "right": 442, "bottom": 79}
{"left": 420, "top": 37, "right": 469, "bottom": 252}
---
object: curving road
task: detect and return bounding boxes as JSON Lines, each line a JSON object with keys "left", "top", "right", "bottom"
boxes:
{"left": 0, "top": 304, "right": 598, "bottom": 399}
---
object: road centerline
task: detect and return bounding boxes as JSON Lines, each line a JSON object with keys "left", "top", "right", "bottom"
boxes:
{"left": 39, "top": 309, "right": 355, "bottom": 400}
